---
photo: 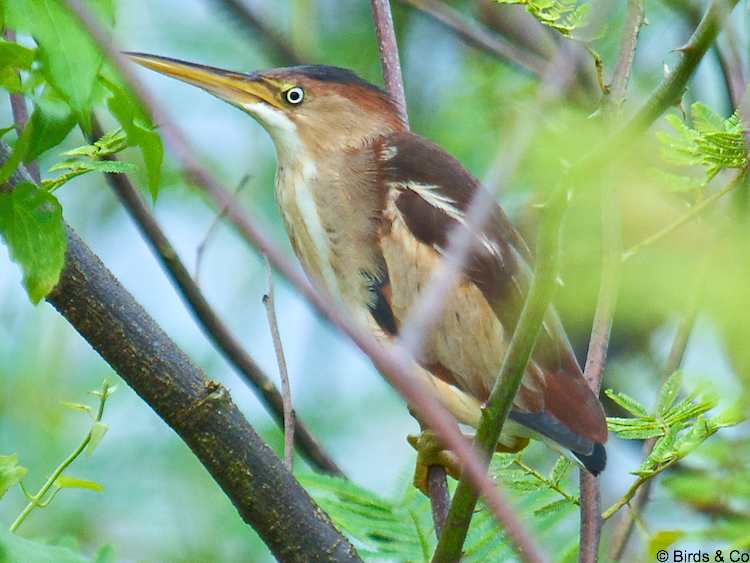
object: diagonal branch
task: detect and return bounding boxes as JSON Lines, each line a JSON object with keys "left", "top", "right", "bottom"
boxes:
{"left": 207, "top": 0, "right": 304, "bottom": 66}
{"left": 0, "top": 148, "right": 361, "bottom": 563}
{"left": 397, "top": 0, "right": 548, "bottom": 77}
{"left": 90, "top": 118, "right": 343, "bottom": 477}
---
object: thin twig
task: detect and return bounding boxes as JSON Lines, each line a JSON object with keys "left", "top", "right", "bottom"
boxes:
{"left": 370, "top": 0, "right": 408, "bottom": 125}
{"left": 208, "top": 0, "right": 304, "bottom": 66}
{"left": 397, "top": 0, "right": 547, "bottom": 77}
{"left": 10, "top": 381, "right": 112, "bottom": 532}
{"left": 621, "top": 172, "right": 744, "bottom": 262}
{"left": 195, "top": 175, "right": 249, "bottom": 285}
{"left": 64, "top": 1, "right": 552, "bottom": 553}
{"left": 608, "top": 278, "right": 702, "bottom": 559}
{"left": 579, "top": 4, "right": 643, "bottom": 560}
{"left": 91, "top": 118, "right": 343, "bottom": 477}
{"left": 370, "top": 0, "right": 451, "bottom": 536}
{"left": 606, "top": 0, "right": 646, "bottom": 109}
{"left": 263, "top": 256, "right": 295, "bottom": 471}
{"left": 3, "top": 29, "right": 41, "bottom": 184}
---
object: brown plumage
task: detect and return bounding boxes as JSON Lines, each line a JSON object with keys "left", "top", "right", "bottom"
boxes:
{"left": 129, "top": 54, "right": 607, "bottom": 474}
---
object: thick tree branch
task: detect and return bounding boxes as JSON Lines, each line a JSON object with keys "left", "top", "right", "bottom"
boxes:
{"left": 91, "top": 119, "right": 343, "bottom": 477}
{"left": 0, "top": 147, "right": 361, "bottom": 563}
{"left": 63, "top": 0, "right": 550, "bottom": 550}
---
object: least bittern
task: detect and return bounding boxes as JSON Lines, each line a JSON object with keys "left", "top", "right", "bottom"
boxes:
{"left": 128, "top": 53, "right": 607, "bottom": 490}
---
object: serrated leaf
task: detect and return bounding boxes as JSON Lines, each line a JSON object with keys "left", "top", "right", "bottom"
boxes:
{"left": 550, "top": 457, "right": 573, "bottom": 485}
{"left": 604, "top": 389, "right": 649, "bottom": 417}
{"left": 0, "top": 182, "right": 67, "bottom": 303}
{"left": 86, "top": 422, "right": 108, "bottom": 456}
{"left": 0, "top": 453, "right": 28, "bottom": 499}
{"left": 533, "top": 498, "right": 573, "bottom": 517}
{"left": 657, "top": 371, "right": 683, "bottom": 415}
{"left": 56, "top": 474, "right": 104, "bottom": 492}
{"left": 26, "top": 94, "right": 77, "bottom": 162}
{"left": 6, "top": 0, "right": 103, "bottom": 130}
{"left": 497, "top": 0, "right": 590, "bottom": 37}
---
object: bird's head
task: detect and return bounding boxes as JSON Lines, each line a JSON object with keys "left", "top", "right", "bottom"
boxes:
{"left": 127, "top": 53, "right": 407, "bottom": 164}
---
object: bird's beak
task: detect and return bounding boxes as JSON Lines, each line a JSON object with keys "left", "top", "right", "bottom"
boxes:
{"left": 126, "top": 52, "right": 280, "bottom": 109}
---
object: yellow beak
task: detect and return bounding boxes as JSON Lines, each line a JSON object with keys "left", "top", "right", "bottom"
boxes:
{"left": 126, "top": 52, "right": 280, "bottom": 109}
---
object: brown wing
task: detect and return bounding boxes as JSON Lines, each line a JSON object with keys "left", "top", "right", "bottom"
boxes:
{"left": 372, "top": 131, "right": 607, "bottom": 465}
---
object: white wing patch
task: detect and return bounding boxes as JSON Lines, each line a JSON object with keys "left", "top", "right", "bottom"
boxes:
{"left": 389, "top": 181, "right": 504, "bottom": 264}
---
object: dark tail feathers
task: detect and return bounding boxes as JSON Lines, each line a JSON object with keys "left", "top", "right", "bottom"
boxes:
{"left": 573, "top": 443, "right": 607, "bottom": 475}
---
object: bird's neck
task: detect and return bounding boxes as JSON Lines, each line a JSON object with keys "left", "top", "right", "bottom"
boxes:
{"left": 272, "top": 135, "right": 385, "bottom": 313}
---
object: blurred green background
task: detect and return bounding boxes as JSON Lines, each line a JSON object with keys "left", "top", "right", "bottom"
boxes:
{"left": 2, "top": 0, "right": 749, "bottom": 561}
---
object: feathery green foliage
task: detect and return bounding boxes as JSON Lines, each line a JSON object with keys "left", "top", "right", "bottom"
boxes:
{"left": 495, "top": 0, "right": 589, "bottom": 37}
{"left": 657, "top": 103, "right": 748, "bottom": 186}
{"left": 299, "top": 447, "right": 581, "bottom": 562}
{"left": 43, "top": 129, "right": 135, "bottom": 192}
{"left": 602, "top": 373, "right": 745, "bottom": 520}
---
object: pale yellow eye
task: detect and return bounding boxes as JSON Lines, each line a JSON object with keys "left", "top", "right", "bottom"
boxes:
{"left": 285, "top": 87, "right": 304, "bottom": 105}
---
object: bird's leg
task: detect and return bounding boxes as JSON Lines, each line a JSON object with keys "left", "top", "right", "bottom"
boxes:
{"left": 407, "top": 430, "right": 530, "bottom": 496}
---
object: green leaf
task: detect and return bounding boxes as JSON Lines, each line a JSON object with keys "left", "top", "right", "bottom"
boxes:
{"left": 0, "top": 121, "right": 33, "bottom": 184}
{"left": 658, "top": 103, "right": 748, "bottom": 184}
{"left": 56, "top": 475, "right": 104, "bottom": 492}
{"left": 60, "top": 401, "right": 93, "bottom": 415}
{"left": 105, "top": 78, "right": 163, "bottom": 199}
{"left": 550, "top": 457, "right": 574, "bottom": 485}
{"left": 604, "top": 389, "right": 649, "bottom": 417}
{"left": 86, "top": 422, "right": 108, "bottom": 456}
{"left": 649, "top": 530, "right": 685, "bottom": 560}
{"left": 656, "top": 371, "right": 683, "bottom": 415}
{"left": 0, "top": 38, "right": 35, "bottom": 70}
{"left": 0, "top": 528, "right": 91, "bottom": 563}
{"left": 6, "top": 0, "right": 103, "bottom": 130}
{"left": 93, "top": 545, "right": 116, "bottom": 563}
{"left": 496, "top": 0, "right": 590, "bottom": 37}
{"left": 26, "top": 95, "right": 77, "bottom": 162}
{"left": 533, "top": 498, "right": 573, "bottom": 517}
{"left": 712, "top": 402, "right": 746, "bottom": 428}
{"left": 0, "top": 454, "right": 28, "bottom": 499}
{"left": 0, "top": 182, "right": 67, "bottom": 303}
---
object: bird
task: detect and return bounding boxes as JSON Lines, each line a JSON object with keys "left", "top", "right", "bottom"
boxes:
{"left": 127, "top": 53, "right": 607, "bottom": 490}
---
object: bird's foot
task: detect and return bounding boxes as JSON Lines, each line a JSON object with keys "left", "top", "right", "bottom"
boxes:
{"left": 407, "top": 430, "right": 461, "bottom": 496}
{"left": 407, "top": 431, "right": 531, "bottom": 495}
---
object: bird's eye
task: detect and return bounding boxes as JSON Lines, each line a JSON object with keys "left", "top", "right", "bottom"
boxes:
{"left": 285, "top": 87, "right": 304, "bottom": 105}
